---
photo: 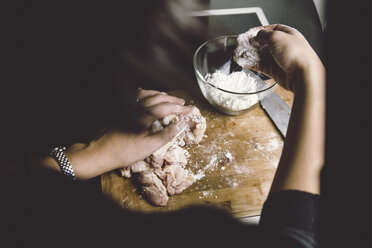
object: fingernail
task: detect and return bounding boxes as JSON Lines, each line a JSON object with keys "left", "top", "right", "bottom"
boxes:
{"left": 250, "top": 37, "right": 261, "bottom": 48}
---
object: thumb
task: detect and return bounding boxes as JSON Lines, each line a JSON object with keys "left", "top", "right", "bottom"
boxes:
{"left": 255, "top": 29, "right": 276, "bottom": 46}
{"left": 156, "top": 121, "right": 188, "bottom": 144}
{"left": 145, "top": 121, "right": 188, "bottom": 153}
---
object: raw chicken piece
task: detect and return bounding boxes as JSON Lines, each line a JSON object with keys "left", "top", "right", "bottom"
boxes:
{"left": 150, "top": 106, "right": 206, "bottom": 145}
{"left": 162, "top": 164, "right": 195, "bottom": 195}
{"left": 233, "top": 26, "right": 269, "bottom": 69}
{"left": 148, "top": 154, "right": 165, "bottom": 168}
{"left": 150, "top": 120, "right": 163, "bottom": 133}
{"left": 120, "top": 167, "right": 132, "bottom": 178}
{"left": 138, "top": 171, "right": 169, "bottom": 207}
{"left": 149, "top": 123, "right": 187, "bottom": 168}
{"left": 121, "top": 105, "right": 206, "bottom": 206}
{"left": 131, "top": 160, "right": 151, "bottom": 173}
{"left": 164, "top": 146, "right": 187, "bottom": 165}
{"left": 162, "top": 114, "right": 178, "bottom": 125}
{"left": 181, "top": 106, "right": 206, "bottom": 144}
{"left": 120, "top": 160, "right": 151, "bottom": 178}
{"left": 150, "top": 114, "right": 178, "bottom": 133}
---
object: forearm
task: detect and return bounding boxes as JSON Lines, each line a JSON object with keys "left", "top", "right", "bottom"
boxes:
{"left": 37, "top": 142, "right": 112, "bottom": 180}
{"left": 270, "top": 66, "right": 325, "bottom": 195}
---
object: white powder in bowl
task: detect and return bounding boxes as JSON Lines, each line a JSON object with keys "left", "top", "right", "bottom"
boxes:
{"left": 205, "top": 70, "right": 259, "bottom": 112}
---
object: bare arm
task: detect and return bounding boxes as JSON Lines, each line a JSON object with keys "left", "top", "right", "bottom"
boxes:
{"left": 271, "top": 67, "right": 325, "bottom": 195}
{"left": 36, "top": 89, "right": 191, "bottom": 180}
{"left": 245, "top": 24, "right": 325, "bottom": 195}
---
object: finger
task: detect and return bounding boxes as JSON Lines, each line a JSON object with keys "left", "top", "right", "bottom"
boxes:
{"left": 272, "top": 24, "right": 302, "bottom": 37}
{"left": 143, "top": 121, "right": 188, "bottom": 154}
{"left": 139, "top": 103, "right": 192, "bottom": 128}
{"left": 147, "top": 102, "right": 192, "bottom": 120}
{"left": 256, "top": 25, "right": 303, "bottom": 45}
{"left": 156, "top": 121, "right": 188, "bottom": 143}
{"left": 255, "top": 28, "right": 277, "bottom": 45}
{"left": 141, "top": 93, "right": 185, "bottom": 108}
{"left": 258, "top": 24, "right": 299, "bottom": 36}
{"left": 137, "top": 89, "right": 167, "bottom": 101}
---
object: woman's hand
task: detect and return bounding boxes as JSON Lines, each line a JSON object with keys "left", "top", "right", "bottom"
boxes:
{"left": 245, "top": 25, "right": 326, "bottom": 195}
{"left": 247, "top": 24, "right": 324, "bottom": 92}
{"left": 38, "top": 89, "right": 191, "bottom": 180}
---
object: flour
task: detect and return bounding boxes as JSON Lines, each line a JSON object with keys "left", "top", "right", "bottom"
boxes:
{"left": 224, "top": 151, "right": 233, "bottom": 162}
{"left": 191, "top": 169, "right": 205, "bottom": 180}
{"left": 225, "top": 176, "right": 239, "bottom": 188}
{"left": 264, "top": 137, "right": 281, "bottom": 152}
{"left": 205, "top": 70, "right": 260, "bottom": 111}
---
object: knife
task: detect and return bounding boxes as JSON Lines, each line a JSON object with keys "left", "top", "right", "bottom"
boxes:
{"left": 260, "top": 91, "right": 291, "bottom": 138}
{"left": 218, "top": 60, "right": 291, "bottom": 138}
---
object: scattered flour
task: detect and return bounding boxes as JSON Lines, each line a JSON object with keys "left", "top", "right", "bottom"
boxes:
{"left": 224, "top": 151, "right": 233, "bottom": 162}
{"left": 225, "top": 176, "right": 239, "bottom": 188}
{"left": 203, "top": 150, "right": 233, "bottom": 172}
{"left": 233, "top": 164, "right": 254, "bottom": 175}
{"left": 191, "top": 169, "right": 205, "bottom": 181}
{"left": 264, "top": 138, "right": 281, "bottom": 152}
{"left": 205, "top": 70, "right": 260, "bottom": 111}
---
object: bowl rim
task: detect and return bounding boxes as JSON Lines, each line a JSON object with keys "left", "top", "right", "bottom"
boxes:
{"left": 193, "top": 35, "right": 277, "bottom": 96}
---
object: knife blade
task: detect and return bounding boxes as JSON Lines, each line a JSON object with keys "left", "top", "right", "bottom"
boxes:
{"left": 260, "top": 92, "right": 291, "bottom": 138}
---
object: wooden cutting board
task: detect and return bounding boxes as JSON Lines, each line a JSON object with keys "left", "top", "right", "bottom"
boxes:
{"left": 101, "top": 81, "right": 294, "bottom": 218}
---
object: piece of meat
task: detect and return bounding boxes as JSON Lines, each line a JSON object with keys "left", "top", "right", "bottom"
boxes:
{"left": 162, "top": 164, "right": 195, "bottom": 195}
{"left": 149, "top": 154, "right": 165, "bottom": 168}
{"left": 138, "top": 171, "right": 169, "bottom": 206}
{"left": 150, "top": 114, "right": 178, "bottom": 134}
{"left": 148, "top": 117, "right": 189, "bottom": 168}
{"left": 233, "top": 26, "right": 269, "bottom": 69}
{"left": 164, "top": 146, "right": 187, "bottom": 165}
{"left": 122, "top": 160, "right": 151, "bottom": 178}
{"left": 150, "top": 120, "right": 163, "bottom": 133}
{"left": 162, "top": 114, "right": 178, "bottom": 126}
{"left": 120, "top": 167, "right": 132, "bottom": 178}
{"left": 178, "top": 106, "right": 206, "bottom": 144}
{"left": 121, "top": 105, "right": 207, "bottom": 206}
{"left": 131, "top": 160, "right": 151, "bottom": 173}
{"left": 150, "top": 106, "right": 206, "bottom": 145}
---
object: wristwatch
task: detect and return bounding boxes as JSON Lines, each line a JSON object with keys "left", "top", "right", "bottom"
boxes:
{"left": 49, "top": 146, "right": 76, "bottom": 180}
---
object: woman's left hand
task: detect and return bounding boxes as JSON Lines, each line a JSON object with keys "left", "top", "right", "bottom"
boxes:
{"left": 39, "top": 89, "right": 191, "bottom": 180}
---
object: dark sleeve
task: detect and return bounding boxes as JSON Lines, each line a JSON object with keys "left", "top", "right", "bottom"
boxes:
{"left": 5, "top": 161, "right": 320, "bottom": 248}
{"left": 259, "top": 190, "right": 320, "bottom": 247}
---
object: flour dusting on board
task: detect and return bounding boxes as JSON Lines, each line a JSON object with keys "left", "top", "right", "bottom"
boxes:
{"left": 184, "top": 112, "right": 284, "bottom": 200}
{"left": 245, "top": 132, "right": 282, "bottom": 168}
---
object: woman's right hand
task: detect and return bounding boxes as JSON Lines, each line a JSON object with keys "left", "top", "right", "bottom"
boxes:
{"left": 245, "top": 25, "right": 326, "bottom": 195}
{"left": 248, "top": 24, "right": 324, "bottom": 92}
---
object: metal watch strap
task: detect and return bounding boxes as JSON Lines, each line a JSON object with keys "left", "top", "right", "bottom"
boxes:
{"left": 50, "top": 146, "right": 76, "bottom": 180}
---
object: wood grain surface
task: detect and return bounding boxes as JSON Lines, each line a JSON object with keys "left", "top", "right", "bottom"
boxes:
{"left": 101, "top": 81, "right": 294, "bottom": 218}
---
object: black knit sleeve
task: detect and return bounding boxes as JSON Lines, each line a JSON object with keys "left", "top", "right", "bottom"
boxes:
{"left": 259, "top": 190, "right": 320, "bottom": 246}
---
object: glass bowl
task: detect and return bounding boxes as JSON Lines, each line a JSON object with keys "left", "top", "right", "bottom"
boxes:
{"left": 193, "top": 35, "right": 277, "bottom": 115}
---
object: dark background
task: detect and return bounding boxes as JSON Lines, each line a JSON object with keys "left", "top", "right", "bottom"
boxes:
{"left": 2, "top": 0, "right": 326, "bottom": 155}
{"left": 1, "top": 0, "right": 371, "bottom": 246}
